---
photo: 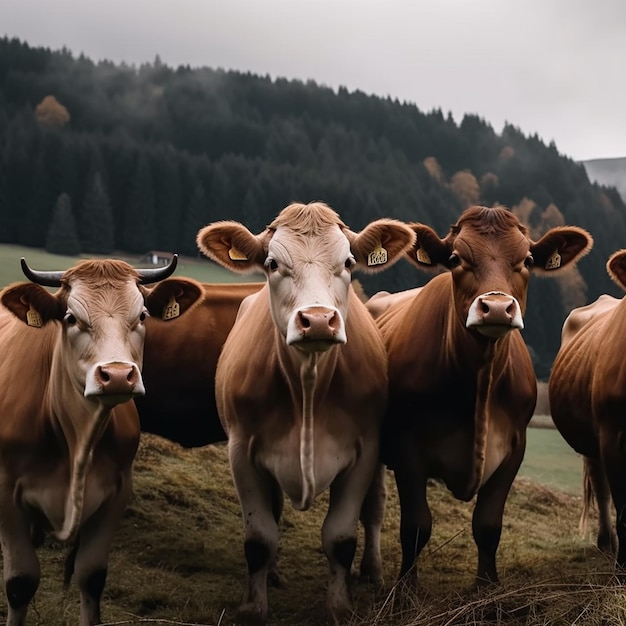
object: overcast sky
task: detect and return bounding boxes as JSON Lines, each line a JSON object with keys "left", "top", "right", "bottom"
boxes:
{"left": 1, "top": 0, "right": 624, "bottom": 162}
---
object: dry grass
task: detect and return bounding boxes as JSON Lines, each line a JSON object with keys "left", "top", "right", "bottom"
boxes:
{"left": 1, "top": 434, "right": 622, "bottom": 626}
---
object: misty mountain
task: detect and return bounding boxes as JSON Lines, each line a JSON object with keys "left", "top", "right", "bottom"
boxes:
{"left": 583, "top": 157, "right": 626, "bottom": 203}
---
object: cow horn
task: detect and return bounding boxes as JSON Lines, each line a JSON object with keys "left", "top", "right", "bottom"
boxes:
{"left": 20, "top": 258, "right": 65, "bottom": 287}
{"left": 137, "top": 254, "right": 178, "bottom": 284}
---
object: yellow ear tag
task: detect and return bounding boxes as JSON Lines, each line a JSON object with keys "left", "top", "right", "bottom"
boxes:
{"left": 162, "top": 296, "right": 180, "bottom": 321}
{"left": 545, "top": 250, "right": 562, "bottom": 270}
{"left": 367, "top": 242, "right": 388, "bottom": 266}
{"left": 26, "top": 306, "right": 42, "bottom": 328}
{"left": 228, "top": 246, "right": 248, "bottom": 261}
{"left": 416, "top": 246, "right": 431, "bottom": 264}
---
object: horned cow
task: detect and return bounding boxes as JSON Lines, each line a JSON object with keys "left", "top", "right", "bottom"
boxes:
{"left": 0, "top": 256, "right": 200, "bottom": 626}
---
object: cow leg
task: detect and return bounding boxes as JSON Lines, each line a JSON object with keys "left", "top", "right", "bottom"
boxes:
{"left": 472, "top": 434, "right": 525, "bottom": 586}
{"left": 69, "top": 476, "right": 133, "bottom": 626}
{"left": 598, "top": 428, "right": 626, "bottom": 568}
{"left": 357, "top": 461, "right": 386, "bottom": 585}
{"left": 582, "top": 456, "right": 617, "bottom": 555}
{"left": 267, "top": 482, "right": 286, "bottom": 589}
{"left": 0, "top": 501, "right": 40, "bottom": 626}
{"left": 392, "top": 436, "right": 431, "bottom": 591}
{"left": 323, "top": 450, "right": 377, "bottom": 624}
{"left": 230, "top": 444, "right": 279, "bottom": 626}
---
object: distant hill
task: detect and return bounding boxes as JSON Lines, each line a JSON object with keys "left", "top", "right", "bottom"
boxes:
{"left": 582, "top": 157, "right": 626, "bottom": 202}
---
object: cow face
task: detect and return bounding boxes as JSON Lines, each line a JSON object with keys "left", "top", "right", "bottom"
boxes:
{"left": 196, "top": 202, "right": 415, "bottom": 353}
{"left": 405, "top": 205, "right": 593, "bottom": 339}
{"left": 0, "top": 258, "right": 197, "bottom": 407}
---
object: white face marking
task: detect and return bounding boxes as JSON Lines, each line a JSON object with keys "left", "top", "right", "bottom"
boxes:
{"left": 266, "top": 225, "right": 352, "bottom": 350}
{"left": 63, "top": 279, "right": 147, "bottom": 400}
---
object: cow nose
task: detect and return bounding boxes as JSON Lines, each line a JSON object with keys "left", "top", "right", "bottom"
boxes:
{"left": 466, "top": 291, "right": 524, "bottom": 337}
{"left": 95, "top": 363, "right": 140, "bottom": 395}
{"left": 295, "top": 306, "right": 342, "bottom": 341}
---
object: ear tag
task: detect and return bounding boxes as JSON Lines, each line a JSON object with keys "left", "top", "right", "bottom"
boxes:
{"left": 367, "top": 242, "right": 388, "bottom": 266}
{"left": 162, "top": 296, "right": 180, "bottom": 321}
{"left": 228, "top": 246, "right": 248, "bottom": 261}
{"left": 545, "top": 250, "right": 562, "bottom": 270}
{"left": 26, "top": 306, "right": 42, "bottom": 328}
{"left": 416, "top": 246, "right": 431, "bottom": 264}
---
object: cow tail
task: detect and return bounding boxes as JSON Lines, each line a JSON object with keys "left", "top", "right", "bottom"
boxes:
{"left": 298, "top": 356, "right": 318, "bottom": 511}
{"left": 57, "top": 407, "right": 111, "bottom": 542}
{"left": 579, "top": 456, "right": 594, "bottom": 537}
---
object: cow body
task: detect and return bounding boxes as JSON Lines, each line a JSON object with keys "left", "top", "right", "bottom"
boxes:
{"left": 0, "top": 257, "right": 197, "bottom": 626}
{"left": 368, "top": 205, "right": 592, "bottom": 591}
{"left": 135, "top": 280, "right": 263, "bottom": 447}
{"left": 196, "top": 201, "right": 415, "bottom": 624}
{"left": 549, "top": 250, "right": 626, "bottom": 563}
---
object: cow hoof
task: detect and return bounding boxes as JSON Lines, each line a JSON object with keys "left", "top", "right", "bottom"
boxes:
{"left": 236, "top": 603, "right": 267, "bottom": 626}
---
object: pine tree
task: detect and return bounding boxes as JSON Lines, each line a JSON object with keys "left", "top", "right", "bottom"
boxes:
{"left": 122, "top": 154, "right": 156, "bottom": 253}
{"left": 80, "top": 171, "right": 114, "bottom": 253}
{"left": 45, "top": 192, "right": 81, "bottom": 255}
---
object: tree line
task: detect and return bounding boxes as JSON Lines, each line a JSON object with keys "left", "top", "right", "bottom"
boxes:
{"left": 1, "top": 36, "right": 625, "bottom": 378}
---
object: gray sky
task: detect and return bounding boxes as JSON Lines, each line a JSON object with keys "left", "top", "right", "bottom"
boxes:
{"left": 1, "top": 0, "right": 624, "bottom": 162}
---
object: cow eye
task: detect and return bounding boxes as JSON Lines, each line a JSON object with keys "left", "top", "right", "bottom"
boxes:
{"left": 345, "top": 256, "right": 355, "bottom": 270}
{"left": 524, "top": 255, "right": 534, "bottom": 268}
{"left": 139, "top": 311, "right": 147, "bottom": 322}
{"left": 448, "top": 253, "right": 461, "bottom": 268}
{"left": 64, "top": 313, "right": 77, "bottom": 326}
{"left": 265, "top": 258, "right": 278, "bottom": 272}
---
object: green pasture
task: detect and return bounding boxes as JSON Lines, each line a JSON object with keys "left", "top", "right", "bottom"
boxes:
{"left": 518, "top": 421, "right": 583, "bottom": 495}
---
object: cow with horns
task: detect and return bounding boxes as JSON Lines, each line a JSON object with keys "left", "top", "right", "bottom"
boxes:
{"left": 0, "top": 255, "right": 200, "bottom": 626}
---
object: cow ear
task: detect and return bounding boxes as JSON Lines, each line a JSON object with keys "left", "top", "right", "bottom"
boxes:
{"left": 403, "top": 223, "right": 450, "bottom": 271}
{"left": 143, "top": 278, "right": 204, "bottom": 321}
{"left": 0, "top": 283, "right": 64, "bottom": 326}
{"left": 530, "top": 227, "right": 593, "bottom": 274}
{"left": 347, "top": 219, "right": 416, "bottom": 274}
{"left": 197, "top": 221, "right": 265, "bottom": 274}
{"left": 607, "top": 249, "right": 626, "bottom": 291}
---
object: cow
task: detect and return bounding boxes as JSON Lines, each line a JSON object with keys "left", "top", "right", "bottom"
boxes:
{"left": 196, "top": 201, "right": 416, "bottom": 625}
{"left": 549, "top": 249, "right": 626, "bottom": 565}
{"left": 0, "top": 255, "right": 201, "bottom": 626}
{"left": 366, "top": 205, "right": 592, "bottom": 593}
{"left": 135, "top": 280, "right": 263, "bottom": 447}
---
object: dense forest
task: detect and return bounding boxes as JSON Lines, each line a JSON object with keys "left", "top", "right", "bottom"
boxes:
{"left": 1, "top": 36, "right": 625, "bottom": 378}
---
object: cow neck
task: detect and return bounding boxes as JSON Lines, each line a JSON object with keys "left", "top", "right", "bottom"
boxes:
{"left": 276, "top": 335, "right": 339, "bottom": 511}
{"left": 446, "top": 292, "right": 510, "bottom": 498}
{"left": 48, "top": 346, "right": 113, "bottom": 542}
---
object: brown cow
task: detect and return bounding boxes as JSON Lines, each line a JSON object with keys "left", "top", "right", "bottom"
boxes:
{"left": 367, "top": 205, "right": 592, "bottom": 592}
{"left": 135, "top": 280, "right": 263, "bottom": 447}
{"left": 196, "top": 201, "right": 415, "bottom": 624}
{"left": 549, "top": 249, "right": 626, "bottom": 564}
{"left": 0, "top": 256, "right": 200, "bottom": 626}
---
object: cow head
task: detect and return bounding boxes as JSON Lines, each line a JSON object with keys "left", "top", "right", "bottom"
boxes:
{"left": 196, "top": 201, "right": 415, "bottom": 353}
{"left": 0, "top": 255, "right": 200, "bottom": 405}
{"left": 405, "top": 205, "right": 593, "bottom": 339}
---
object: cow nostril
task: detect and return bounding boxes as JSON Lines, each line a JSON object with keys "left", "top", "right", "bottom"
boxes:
{"left": 481, "top": 301, "right": 489, "bottom": 314}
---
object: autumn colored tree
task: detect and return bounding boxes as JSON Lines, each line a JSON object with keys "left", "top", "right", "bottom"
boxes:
{"left": 423, "top": 156, "right": 444, "bottom": 183}
{"left": 450, "top": 170, "right": 480, "bottom": 208}
{"left": 35, "top": 95, "right": 70, "bottom": 128}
